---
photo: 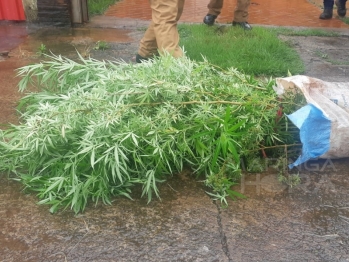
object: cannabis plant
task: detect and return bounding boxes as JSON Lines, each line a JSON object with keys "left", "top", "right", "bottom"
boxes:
{"left": 0, "top": 54, "right": 300, "bottom": 213}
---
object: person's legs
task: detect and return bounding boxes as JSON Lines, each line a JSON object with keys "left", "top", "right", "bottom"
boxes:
{"left": 203, "top": 0, "right": 223, "bottom": 25}
{"left": 152, "top": 0, "right": 184, "bottom": 58}
{"left": 176, "top": 0, "right": 185, "bottom": 20}
{"left": 138, "top": 21, "right": 158, "bottom": 59}
{"left": 138, "top": 0, "right": 184, "bottom": 59}
{"left": 323, "top": 0, "right": 335, "bottom": 8}
{"left": 320, "top": 0, "right": 334, "bottom": 19}
{"left": 233, "top": 0, "right": 250, "bottom": 22}
{"left": 232, "top": 0, "right": 252, "bottom": 30}
{"left": 207, "top": 0, "right": 223, "bottom": 16}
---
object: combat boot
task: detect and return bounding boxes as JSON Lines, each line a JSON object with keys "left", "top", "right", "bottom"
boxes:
{"left": 203, "top": 14, "right": 217, "bottom": 26}
{"left": 319, "top": 8, "right": 333, "bottom": 19}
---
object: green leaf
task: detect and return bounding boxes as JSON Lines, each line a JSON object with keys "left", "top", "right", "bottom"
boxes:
{"left": 220, "top": 133, "right": 228, "bottom": 157}
{"left": 90, "top": 149, "right": 95, "bottom": 168}
{"left": 211, "top": 140, "right": 221, "bottom": 168}
{"left": 227, "top": 140, "right": 240, "bottom": 163}
{"left": 223, "top": 106, "right": 231, "bottom": 129}
{"left": 227, "top": 189, "right": 247, "bottom": 199}
{"left": 43, "top": 177, "right": 65, "bottom": 195}
{"left": 228, "top": 119, "right": 246, "bottom": 132}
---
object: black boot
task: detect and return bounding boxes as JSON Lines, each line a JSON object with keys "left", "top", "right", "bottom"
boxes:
{"left": 319, "top": 8, "right": 333, "bottom": 19}
{"left": 203, "top": 14, "right": 217, "bottom": 26}
{"left": 232, "top": 21, "right": 252, "bottom": 30}
{"left": 335, "top": 0, "right": 347, "bottom": 17}
{"left": 135, "top": 54, "right": 149, "bottom": 63}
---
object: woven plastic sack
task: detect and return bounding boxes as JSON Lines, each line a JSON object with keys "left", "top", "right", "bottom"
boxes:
{"left": 274, "top": 75, "right": 349, "bottom": 168}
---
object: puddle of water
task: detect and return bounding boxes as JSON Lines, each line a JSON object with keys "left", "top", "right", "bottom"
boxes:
{"left": 4, "top": 27, "right": 136, "bottom": 63}
{"left": 32, "top": 27, "right": 133, "bottom": 43}
{"left": 2, "top": 27, "right": 133, "bottom": 60}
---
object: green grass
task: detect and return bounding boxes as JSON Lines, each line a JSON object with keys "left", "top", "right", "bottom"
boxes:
{"left": 179, "top": 24, "right": 305, "bottom": 77}
{"left": 88, "top": 0, "right": 119, "bottom": 16}
{"left": 341, "top": 17, "right": 349, "bottom": 25}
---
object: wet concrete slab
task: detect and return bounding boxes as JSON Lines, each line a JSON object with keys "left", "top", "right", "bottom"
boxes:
{"left": 0, "top": 175, "right": 227, "bottom": 262}
{"left": 279, "top": 35, "right": 349, "bottom": 82}
{"left": 1, "top": 159, "right": 349, "bottom": 261}
{"left": 222, "top": 159, "right": 349, "bottom": 261}
{"left": 0, "top": 21, "right": 30, "bottom": 55}
{"left": 0, "top": 59, "right": 27, "bottom": 125}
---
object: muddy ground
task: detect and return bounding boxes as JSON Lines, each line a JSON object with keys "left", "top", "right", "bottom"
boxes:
{"left": 1, "top": 17, "right": 349, "bottom": 262}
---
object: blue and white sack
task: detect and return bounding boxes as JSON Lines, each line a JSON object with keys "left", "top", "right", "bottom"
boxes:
{"left": 274, "top": 75, "right": 349, "bottom": 168}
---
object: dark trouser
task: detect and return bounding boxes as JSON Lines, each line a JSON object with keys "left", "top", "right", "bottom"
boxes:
{"left": 324, "top": 0, "right": 347, "bottom": 8}
{"left": 323, "top": 0, "right": 334, "bottom": 8}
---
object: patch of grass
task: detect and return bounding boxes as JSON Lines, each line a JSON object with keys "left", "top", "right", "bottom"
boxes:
{"left": 88, "top": 0, "right": 119, "bottom": 16}
{"left": 93, "top": 41, "right": 110, "bottom": 51}
{"left": 179, "top": 24, "right": 304, "bottom": 77}
{"left": 36, "top": 43, "right": 47, "bottom": 56}
{"left": 340, "top": 17, "right": 349, "bottom": 25}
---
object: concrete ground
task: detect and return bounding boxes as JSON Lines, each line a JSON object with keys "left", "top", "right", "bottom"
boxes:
{"left": 1, "top": 3, "right": 349, "bottom": 261}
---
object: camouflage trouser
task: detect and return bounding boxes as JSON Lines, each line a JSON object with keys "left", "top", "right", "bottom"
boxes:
{"left": 207, "top": 0, "right": 251, "bottom": 22}
{"left": 138, "top": 0, "right": 185, "bottom": 58}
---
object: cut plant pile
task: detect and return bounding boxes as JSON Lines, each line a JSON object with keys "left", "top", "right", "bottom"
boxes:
{"left": 0, "top": 54, "right": 303, "bottom": 213}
